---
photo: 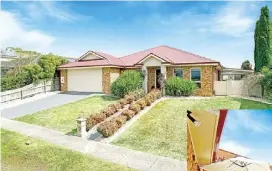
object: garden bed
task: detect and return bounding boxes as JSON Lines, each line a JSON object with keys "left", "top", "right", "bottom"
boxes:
{"left": 85, "top": 89, "right": 162, "bottom": 140}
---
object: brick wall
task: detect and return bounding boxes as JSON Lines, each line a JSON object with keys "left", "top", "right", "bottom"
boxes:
{"left": 166, "top": 66, "right": 214, "bottom": 96}
{"left": 60, "top": 69, "right": 67, "bottom": 92}
{"left": 187, "top": 126, "right": 200, "bottom": 171}
{"left": 147, "top": 67, "right": 156, "bottom": 92}
{"left": 102, "top": 68, "right": 121, "bottom": 94}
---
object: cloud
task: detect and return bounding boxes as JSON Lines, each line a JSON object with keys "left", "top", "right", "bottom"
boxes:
{"left": 220, "top": 140, "right": 272, "bottom": 164}
{"left": 14, "top": 1, "right": 77, "bottom": 21}
{"left": 212, "top": 2, "right": 256, "bottom": 36}
{"left": 220, "top": 140, "right": 251, "bottom": 156}
{"left": 0, "top": 10, "right": 55, "bottom": 53}
{"left": 225, "top": 110, "right": 271, "bottom": 133}
{"left": 137, "top": 2, "right": 258, "bottom": 37}
{"left": 39, "top": 1, "right": 77, "bottom": 21}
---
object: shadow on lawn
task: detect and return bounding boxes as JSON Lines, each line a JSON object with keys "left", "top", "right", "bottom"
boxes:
{"left": 100, "top": 95, "right": 120, "bottom": 101}
{"left": 232, "top": 98, "right": 272, "bottom": 109}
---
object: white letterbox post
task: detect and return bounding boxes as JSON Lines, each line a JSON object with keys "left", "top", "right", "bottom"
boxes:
{"left": 76, "top": 117, "right": 87, "bottom": 138}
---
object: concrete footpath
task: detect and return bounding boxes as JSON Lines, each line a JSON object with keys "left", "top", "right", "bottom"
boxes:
{"left": 1, "top": 118, "right": 186, "bottom": 171}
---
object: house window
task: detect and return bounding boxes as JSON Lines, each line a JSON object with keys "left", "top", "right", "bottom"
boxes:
{"left": 174, "top": 69, "right": 183, "bottom": 78}
{"left": 191, "top": 68, "right": 201, "bottom": 88}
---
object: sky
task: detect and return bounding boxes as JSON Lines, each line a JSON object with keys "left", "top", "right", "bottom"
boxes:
{"left": 220, "top": 110, "right": 272, "bottom": 164}
{"left": 1, "top": 1, "right": 272, "bottom": 68}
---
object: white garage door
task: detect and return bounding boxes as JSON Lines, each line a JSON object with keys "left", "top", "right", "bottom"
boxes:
{"left": 67, "top": 68, "right": 102, "bottom": 92}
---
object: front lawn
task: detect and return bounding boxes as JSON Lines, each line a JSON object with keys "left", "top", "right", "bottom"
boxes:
{"left": 113, "top": 97, "right": 271, "bottom": 161}
{"left": 1, "top": 129, "right": 132, "bottom": 171}
{"left": 15, "top": 95, "right": 119, "bottom": 134}
{"left": 233, "top": 98, "right": 272, "bottom": 109}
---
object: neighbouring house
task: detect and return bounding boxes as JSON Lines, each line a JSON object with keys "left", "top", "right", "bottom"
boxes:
{"left": 58, "top": 45, "right": 222, "bottom": 96}
{"left": 1, "top": 50, "right": 75, "bottom": 76}
{"left": 219, "top": 67, "right": 253, "bottom": 81}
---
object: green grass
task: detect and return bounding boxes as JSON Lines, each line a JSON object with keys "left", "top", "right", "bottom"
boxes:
{"left": 15, "top": 95, "right": 119, "bottom": 134}
{"left": 113, "top": 97, "right": 272, "bottom": 161}
{"left": 233, "top": 98, "right": 272, "bottom": 109}
{"left": 1, "top": 129, "right": 132, "bottom": 171}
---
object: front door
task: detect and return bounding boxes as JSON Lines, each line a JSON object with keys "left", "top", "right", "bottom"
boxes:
{"left": 156, "top": 68, "right": 161, "bottom": 89}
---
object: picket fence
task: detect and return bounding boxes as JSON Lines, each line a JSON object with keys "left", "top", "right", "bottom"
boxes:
{"left": 1, "top": 78, "right": 60, "bottom": 103}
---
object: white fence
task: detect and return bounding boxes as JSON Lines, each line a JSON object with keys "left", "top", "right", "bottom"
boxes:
{"left": 1, "top": 78, "right": 60, "bottom": 103}
{"left": 214, "top": 80, "right": 263, "bottom": 98}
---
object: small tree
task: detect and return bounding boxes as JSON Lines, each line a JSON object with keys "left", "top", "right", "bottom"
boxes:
{"left": 23, "top": 64, "right": 44, "bottom": 84}
{"left": 241, "top": 60, "right": 252, "bottom": 70}
{"left": 38, "top": 53, "right": 68, "bottom": 79}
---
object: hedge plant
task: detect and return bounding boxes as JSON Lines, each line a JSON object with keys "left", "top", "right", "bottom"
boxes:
{"left": 97, "top": 89, "right": 162, "bottom": 137}
{"left": 111, "top": 71, "right": 143, "bottom": 97}
{"left": 261, "top": 71, "right": 272, "bottom": 102}
{"left": 165, "top": 77, "right": 197, "bottom": 96}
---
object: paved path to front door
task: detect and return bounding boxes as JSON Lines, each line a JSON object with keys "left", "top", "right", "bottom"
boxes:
{"left": 1, "top": 118, "right": 186, "bottom": 171}
{"left": 1, "top": 92, "right": 95, "bottom": 119}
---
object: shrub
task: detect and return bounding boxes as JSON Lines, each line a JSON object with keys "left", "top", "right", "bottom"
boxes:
{"left": 146, "top": 94, "right": 156, "bottom": 102}
{"left": 108, "top": 104, "right": 118, "bottom": 112}
{"left": 103, "top": 106, "right": 116, "bottom": 117}
{"left": 242, "top": 73, "right": 264, "bottom": 97}
{"left": 127, "top": 89, "right": 145, "bottom": 100}
{"left": 113, "top": 102, "right": 122, "bottom": 111}
{"left": 114, "top": 115, "right": 128, "bottom": 128}
{"left": 165, "top": 77, "right": 197, "bottom": 96}
{"left": 150, "top": 89, "right": 162, "bottom": 99}
{"left": 97, "top": 120, "right": 118, "bottom": 137}
{"left": 122, "top": 110, "right": 135, "bottom": 120}
{"left": 144, "top": 96, "right": 152, "bottom": 106}
{"left": 136, "top": 99, "right": 147, "bottom": 109}
{"left": 261, "top": 71, "right": 272, "bottom": 101}
{"left": 124, "top": 95, "right": 136, "bottom": 104}
{"left": 111, "top": 71, "right": 144, "bottom": 97}
{"left": 119, "top": 98, "right": 129, "bottom": 107}
{"left": 86, "top": 112, "right": 106, "bottom": 130}
{"left": 129, "top": 103, "right": 141, "bottom": 114}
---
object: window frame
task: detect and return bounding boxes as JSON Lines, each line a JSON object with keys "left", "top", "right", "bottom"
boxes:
{"left": 190, "top": 68, "right": 201, "bottom": 88}
{"left": 173, "top": 68, "right": 184, "bottom": 78}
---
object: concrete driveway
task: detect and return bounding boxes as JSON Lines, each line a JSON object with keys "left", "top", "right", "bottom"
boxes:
{"left": 1, "top": 92, "right": 94, "bottom": 119}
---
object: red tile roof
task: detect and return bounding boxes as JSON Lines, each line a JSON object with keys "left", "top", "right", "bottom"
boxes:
{"left": 59, "top": 45, "right": 219, "bottom": 68}
{"left": 120, "top": 45, "right": 218, "bottom": 65}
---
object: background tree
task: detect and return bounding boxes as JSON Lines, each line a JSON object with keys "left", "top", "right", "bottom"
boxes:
{"left": 1, "top": 47, "right": 68, "bottom": 91}
{"left": 23, "top": 64, "right": 44, "bottom": 84}
{"left": 254, "top": 6, "right": 271, "bottom": 72}
{"left": 241, "top": 60, "right": 252, "bottom": 70}
{"left": 38, "top": 53, "right": 68, "bottom": 79}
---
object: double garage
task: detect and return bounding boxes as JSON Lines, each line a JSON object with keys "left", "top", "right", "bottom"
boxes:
{"left": 63, "top": 68, "right": 121, "bottom": 93}
{"left": 67, "top": 68, "right": 103, "bottom": 92}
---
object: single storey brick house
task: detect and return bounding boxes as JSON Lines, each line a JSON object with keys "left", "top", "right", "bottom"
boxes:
{"left": 58, "top": 45, "right": 222, "bottom": 96}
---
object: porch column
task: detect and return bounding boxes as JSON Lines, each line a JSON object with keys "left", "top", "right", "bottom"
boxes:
{"left": 142, "top": 66, "right": 148, "bottom": 93}
{"left": 161, "top": 65, "right": 167, "bottom": 79}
